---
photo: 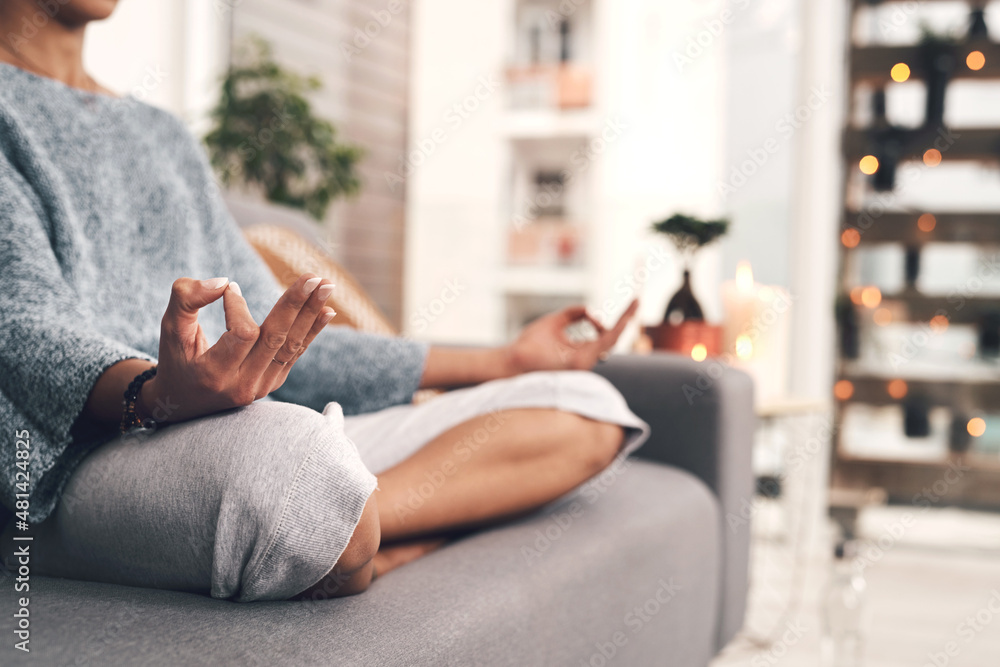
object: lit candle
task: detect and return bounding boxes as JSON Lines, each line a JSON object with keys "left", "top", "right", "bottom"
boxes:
{"left": 722, "top": 261, "right": 792, "bottom": 404}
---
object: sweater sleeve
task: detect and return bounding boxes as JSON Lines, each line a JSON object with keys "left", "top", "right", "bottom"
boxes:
{"left": 0, "top": 150, "right": 154, "bottom": 522}
{"left": 194, "top": 150, "right": 428, "bottom": 416}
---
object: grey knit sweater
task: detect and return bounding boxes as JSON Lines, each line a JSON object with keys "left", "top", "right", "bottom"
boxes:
{"left": 0, "top": 64, "right": 428, "bottom": 523}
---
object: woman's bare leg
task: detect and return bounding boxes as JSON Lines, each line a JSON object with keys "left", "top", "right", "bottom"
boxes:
{"left": 371, "top": 537, "right": 449, "bottom": 577}
{"left": 374, "top": 408, "right": 624, "bottom": 542}
{"left": 297, "top": 409, "right": 624, "bottom": 593}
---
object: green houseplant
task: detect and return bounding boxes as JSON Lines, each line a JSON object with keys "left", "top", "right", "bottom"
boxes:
{"left": 204, "top": 37, "right": 362, "bottom": 221}
{"left": 652, "top": 214, "right": 729, "bottom": 324}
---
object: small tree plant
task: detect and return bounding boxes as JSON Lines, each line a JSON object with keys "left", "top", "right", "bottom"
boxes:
{"left": 651, "top": 213, "right": 729, "bottom": 267}
{"left": 204, "top": 36, "right": 362, "bottom": 220}
{"left": 651, "top": 213, "right": 730, "bottom": 324}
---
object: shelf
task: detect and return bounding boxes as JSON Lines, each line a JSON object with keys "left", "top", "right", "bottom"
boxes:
{"left": 876, "top": 292, "right": 1000, "bottom": 324}
{"left": 501, "top": 109, "right": 602, "bottom": 140}
{"left": 831, "top": 456, "right": 1000, "bottom": 508}
{"left": 840, "top": 359, "right": 999, "bottom": 384}
{"left": 501, "top": 266, "right": 588, "bottom": 296}
{"left": 852, "top": 0, "right": 984, "bottom": 6}
{"left": 843, "top": 126, "right": 1000, "bottom": 162}
{"left": 837, "top": 373, "right": 1000, "bottom": 409}
{"left": 843, "top": 211, "right": 1000, "bottom": 245}
{"left": 850, "top": 41, "right": 1000, "bottom": 85}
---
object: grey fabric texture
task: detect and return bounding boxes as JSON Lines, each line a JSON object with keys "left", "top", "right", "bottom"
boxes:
{"left": 5, "top": 401, "right": 377, "bottom": 602}
{"left": 0, "top": 461, "right": 721, "bottom": 667}
{"left": 0, "top": 63, "right": 428, "bottom": 524}
{"left": 5, "top": 370, "right": 649, "bottom": 604}
{"left": 594, "top": 353, "right": 756, "bottom": 651}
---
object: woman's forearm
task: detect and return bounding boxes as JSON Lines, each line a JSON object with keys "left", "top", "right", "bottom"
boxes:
{"left": 419, "top": 347, "right": 519, "bottom": 390}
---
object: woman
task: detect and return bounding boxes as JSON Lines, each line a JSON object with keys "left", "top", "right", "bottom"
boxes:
{"left": 0, "top": 0, "right": 647, "bottom": 601}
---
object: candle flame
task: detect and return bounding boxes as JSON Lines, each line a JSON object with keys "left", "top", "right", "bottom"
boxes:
{"left": 690, "top": 343, "right": 708, "bottom": 362}
{"left": 735, "top": 261, "right": 754, "bottom": 294}
{"left": 735, "top": 335, "right": 753, "bottom": 360}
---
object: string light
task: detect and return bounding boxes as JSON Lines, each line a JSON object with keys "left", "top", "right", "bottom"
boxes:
{"left": 923, "top": 148, "right": 942, "bottom": 166}
{"left": 735, "top": 261, "right": 754, "bottom": 293}
{"left": 850, "top": 287, "right": 865, "bottom": 305}
{"left": 890, "top": 63, "right": 911, "bottom": 82}
{"left": 735, "top": 335, "right": 753, "bottom": 360}
{"left": 834, "top": 380, "right": 854, "bottom": 401}
{"left": 917, "top": 213, "right": 937, "bottom": 232}
{"left": 873, "top": 308, "right": 892, "bottom": 326}
{"left": 861, "top": 286, "right": 882, "bottom": 308}
{"left": 859, "top": 155, "right": 879, "bottom": 175}
{"left": 887, "top": 379, "right": 908, "bottom": 399}
{"left": 967, "top": 418, "right": 986, "bottom": 437}
{"left": 841, "top": 229, "right": 861, "bottom": 248}
{"left": 690, "top": 343, "right": 708, "bottom": 362}
{"left": 967, "top": 50, "right": 986, "bottom": 71}
{"left": 929, "top": 315, "right": 949, "bottom": 332}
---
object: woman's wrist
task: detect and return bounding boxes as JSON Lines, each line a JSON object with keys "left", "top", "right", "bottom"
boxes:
{"left": 494, "top": 345, "right": 522, "bottom": 379}
{"left": 84, "top": 358, "right": 158, "bottom": 425}
{"left": 419, "top": 346, "right": 522, "bottom": 390}
{"left": 136, "top": 375, "right": 163, "bottom": 423}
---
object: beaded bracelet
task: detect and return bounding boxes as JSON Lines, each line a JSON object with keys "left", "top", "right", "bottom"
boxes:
{"left": 120, "top": 367, "right": 158, "bottom": 434}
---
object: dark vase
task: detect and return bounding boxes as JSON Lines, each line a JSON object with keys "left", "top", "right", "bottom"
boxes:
{"left": 949, "top": 413, "right": 972, "bottom": 453}
{"left": 663, "top": 270, "right": 704, "bottom": 325}
{"left": 969, "top": 8, "right": 988, "bottom": 41}
{"left": 904, "top": 397, "right": 931, "bottom": 438}
{"left": 904, "top": 246, "right": 921, "bottom": 287}
{"left": 979, "top": 312, "right": 1000, "bottom": 358}
{"left": 836, "top": 298, "right": 860, "bottom": 360}
{"left": 871, "top": 89, "right": 902, "bottom": 192}
{"left": 920, "top": 41, "right": 956, "bottom": 129}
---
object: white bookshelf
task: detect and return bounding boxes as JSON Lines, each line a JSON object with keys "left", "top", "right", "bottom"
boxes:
{"left": 405, "top": 0, "right": 728, "bottom": 345}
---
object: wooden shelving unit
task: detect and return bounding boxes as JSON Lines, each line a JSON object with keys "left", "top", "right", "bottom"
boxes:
{"left": 832, "top": 1, "right": 1000, "bottom": 508}
{"left": 842, "top": 127, "right": 1000, "bottom": 161}
{"left": 850, "top": 40, "right": 1000, "bottom": 84}
{"left": 843, "top": 210, "right": 1000, "bottom": 245}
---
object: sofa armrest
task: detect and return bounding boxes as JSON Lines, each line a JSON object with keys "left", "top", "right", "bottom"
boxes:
{"left": 593, "top": 352, "right": 755, "bottom": 650}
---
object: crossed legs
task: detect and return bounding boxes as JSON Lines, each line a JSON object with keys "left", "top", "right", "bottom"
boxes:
{"left": 299, "top": 409, "right": 624, "bottom": 598}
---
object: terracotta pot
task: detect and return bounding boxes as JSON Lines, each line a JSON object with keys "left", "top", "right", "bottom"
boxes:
{"left": 644, "top": 321, "right": 722, "bottom": 357}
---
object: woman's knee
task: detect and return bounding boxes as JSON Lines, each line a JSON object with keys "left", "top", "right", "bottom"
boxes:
{"left": 293, "top": 493, "right": 381, "bottom": 600}
{"left": 334, "top": 492, "right": 381, "bottom": 575}
{"left": 563, "top": 413, "right": 625, "bottom": 476}
{"left": 215, "top": 401, "right": 379, "bottom": 601}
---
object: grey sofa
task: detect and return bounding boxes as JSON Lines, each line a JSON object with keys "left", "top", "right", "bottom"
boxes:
{"left": 1, "top": 354, "right": 753, "bottom": 667}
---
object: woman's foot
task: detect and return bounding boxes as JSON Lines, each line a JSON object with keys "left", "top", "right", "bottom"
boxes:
{"left": 372, "top": 537, "right": 448, "bottom": 579}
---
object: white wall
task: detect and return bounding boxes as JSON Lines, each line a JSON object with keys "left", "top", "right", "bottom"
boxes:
{"left": 83, "top": 0, "right": 228, "bottom": 129}
{"left": 405, "top": 0, "right": 730, "bottom": 345}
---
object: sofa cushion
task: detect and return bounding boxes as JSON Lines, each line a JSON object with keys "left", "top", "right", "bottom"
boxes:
{"left": 1, "top": 460, "right": 721, "bottom": 667}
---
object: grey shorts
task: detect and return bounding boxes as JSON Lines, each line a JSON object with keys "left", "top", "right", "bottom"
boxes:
{"left": 23, "top": 371, "right": 648, "bottom": 601}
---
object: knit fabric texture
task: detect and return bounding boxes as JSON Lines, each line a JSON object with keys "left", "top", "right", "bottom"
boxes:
{"left": 0, "top": 64, "right": 428, "bottom": 523}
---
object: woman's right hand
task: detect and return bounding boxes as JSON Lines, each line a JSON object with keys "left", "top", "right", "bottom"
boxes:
{"left": 141, "top": 274, "right": 335, "bottom": 424}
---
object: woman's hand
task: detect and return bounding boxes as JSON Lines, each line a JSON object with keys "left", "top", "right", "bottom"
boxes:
{"left": 140, "top": 274, "right": 336, "bottom": 424}
{"left": 504, "top": 299, "right": 639, "bottom": 375}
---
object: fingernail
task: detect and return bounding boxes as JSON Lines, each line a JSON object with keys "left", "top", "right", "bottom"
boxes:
{"left": 316, "top": 284, "right": 335, "bottom": 301}
{"left": 321, "top": 310, "right": 336, "bottom": 324}
{"left": 202, "top": 277, "right": 229, "bottom": 290}
{"left": 229, "top": 282, "right": 242, "bottom": 297}
{"left": 302, "top": 277, "right": 322, "bottom": 295}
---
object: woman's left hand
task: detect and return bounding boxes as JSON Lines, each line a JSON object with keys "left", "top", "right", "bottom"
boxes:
{"left": 504, "top": 299, "right": 639, "bottom": 374}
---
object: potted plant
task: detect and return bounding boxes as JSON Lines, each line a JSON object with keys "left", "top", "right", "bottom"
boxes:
{"left": 204, "top": 36, "right": 362, "bottom": 221}
{"left": 644, "top": 213, "right": 729, "bottom": 355}
{"left": 652, "top": 214, "right": 729, "bottom": 323}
